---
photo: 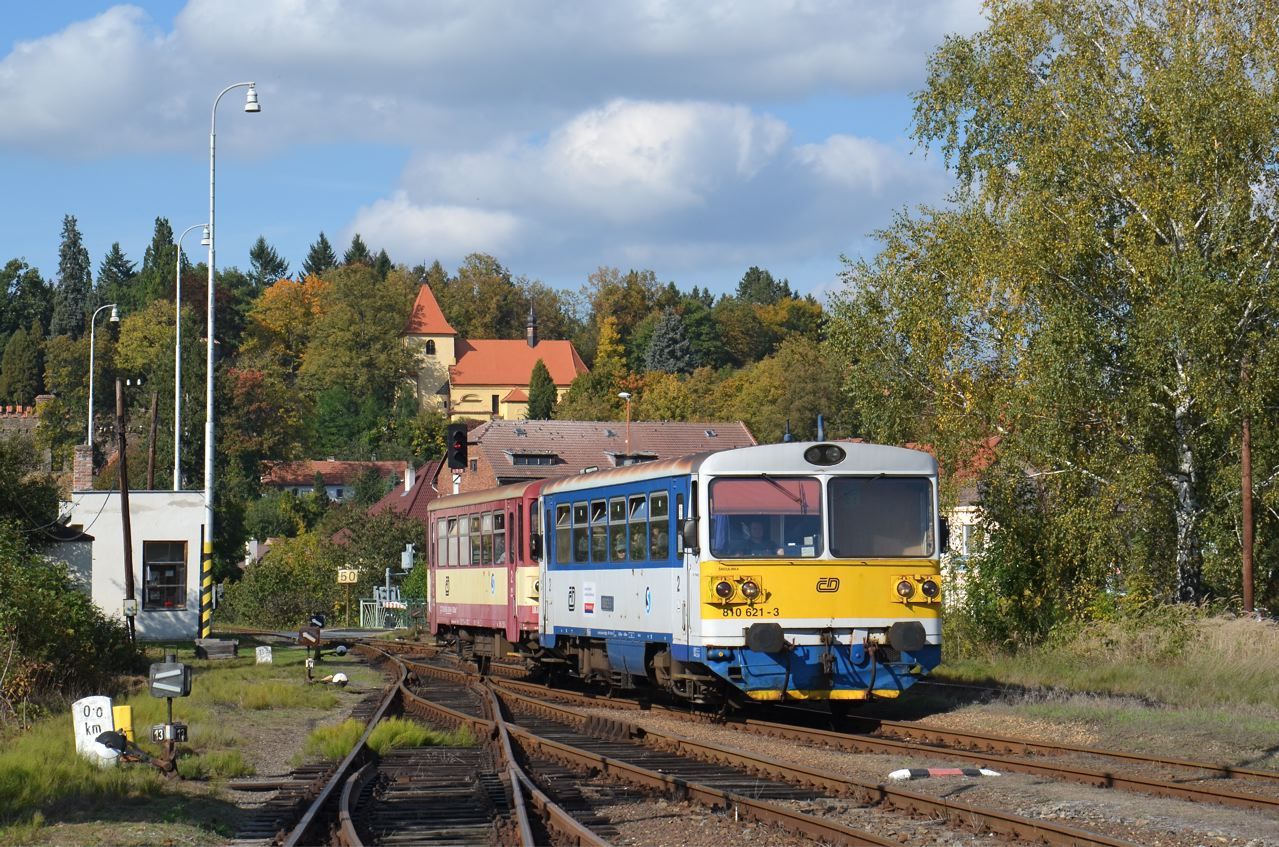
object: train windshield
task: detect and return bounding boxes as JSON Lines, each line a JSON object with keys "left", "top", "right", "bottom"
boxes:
{"left": 708, "top": 477, "right": 822, "bottom": 558}
{"left": 828, "top": 476, "right": 934, "bottom": 558}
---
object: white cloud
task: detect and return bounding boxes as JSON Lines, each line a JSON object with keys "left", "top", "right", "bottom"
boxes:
{"left": 353, "top": 98, "right": 950, "bottom": 291}
{"left": 0, "top": 1, "right": 984, "bottom": 152}
{"left": 346, "top": 192, "right": 524, "bottom": 262}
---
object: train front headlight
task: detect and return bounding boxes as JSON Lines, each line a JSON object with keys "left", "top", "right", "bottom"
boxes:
{"left": 895, "top": 579, "right": 915, "bottom": 600}
{"left": 921, "top": 579, "right": 940, "bottom": 600}
{"left": 740, "top": 580, "right": 761, "bottom": 600}
{"left": 714, "top": 580, "right": 735, "bottom": 600}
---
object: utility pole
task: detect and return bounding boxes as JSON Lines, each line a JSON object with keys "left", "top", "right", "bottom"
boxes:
{"left": 116, "top": 378, "right": 137, "bottom": 644}
{"left": 1241, "top": 358, "right": 1254, "bottom": 613}
{"left": 146, "top": 390, "right": 159, "bottom": 490}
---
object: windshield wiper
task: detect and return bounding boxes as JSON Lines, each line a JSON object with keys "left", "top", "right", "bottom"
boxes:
{"left": 760, "top": 474, "right": 808, "bottom": 514}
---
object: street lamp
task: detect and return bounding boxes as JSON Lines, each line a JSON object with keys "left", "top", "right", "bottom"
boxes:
{"left": 87, "top": 303, "right": 119, "bottom": 447}
{"left": 174, "top": 223, "right": 209, "bottom": 491}
{"left": 618, "top": 391, "right": 632, "bottom": 459}
{"left": 203, "top": 81, "right": 260, "bottom": 638}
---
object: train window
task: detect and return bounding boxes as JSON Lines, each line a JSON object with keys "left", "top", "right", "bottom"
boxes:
{"left": 468, "top": 513, "right": 482, "bottom": 564}
{"left": 556, "top": 505, "right": 572, "bottom": 563}
{"left": 628, "top": 495, "right": 648, "bottom": 560}
{"left": 708, "top": 477, "right": 822, "bottom": 559}
{"left": 572, "top": 502, "right": 589, "bottom": 563}
{"left": 650, "top": 493, "right": 669, "bottom": 560}
{"left": 609, "top": 497, "right": 627, "bottom": 562}
{"left": 590, "top": 500, "right": 608, "bottom": 562}
{"left": 828, "top": 477, "right": 933, "bottom": 558}
{"left": 437, "top": 519, "right": 447, "bottom": 569}
{"left": 481, "top": 512, "right": 494, "bottom": 564}
{"left": 448, "top": 517, "right": 460, "bottom": 566}
{"left": 494, "top": 512, "right": 507, "bottom": 564}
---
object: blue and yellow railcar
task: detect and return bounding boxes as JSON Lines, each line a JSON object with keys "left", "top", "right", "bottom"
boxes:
{"left": 538, "top": 441, "right": 943, "bottom": 707}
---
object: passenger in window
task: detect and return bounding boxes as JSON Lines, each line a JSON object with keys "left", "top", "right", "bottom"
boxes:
{"left": 737, "top": 519, "right": 779, "bottom": 556}
{"left": 650, "top": 525, "right": 668, "bottom": 559}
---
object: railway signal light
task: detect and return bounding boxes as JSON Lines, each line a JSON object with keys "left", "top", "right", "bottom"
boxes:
{"left": 446, "top": 423, "right": 468, "bottom": 469}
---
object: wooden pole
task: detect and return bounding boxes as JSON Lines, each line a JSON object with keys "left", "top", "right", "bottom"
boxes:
{"left": 1241, "top": 358, "right": 1254, "bottom": 614}
{"left": 116, "top": 378, "right": 136, "bottom": 643}
{"left": 146, "top": 389, "right": 159, "bottom": 490}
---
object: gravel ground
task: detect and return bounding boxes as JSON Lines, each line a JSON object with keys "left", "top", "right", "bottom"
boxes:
{"left": 574, "top": 705, "right": 1279, "bottom": 847}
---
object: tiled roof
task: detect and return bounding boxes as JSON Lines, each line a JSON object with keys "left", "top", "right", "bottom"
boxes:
{"left": 470, "top": 419, "right": 756, "bottom": 482}
{"left": 404, "top": 285, "right": 457, "bottom": 335}
{"left": 261, "top": 459, "right": 406, "bottom": 487}
{"left": 450, "top": 339, "right": 587, "bottom": 387}
{"left": 369, "top": 458, "right": 446, "bottom": 526}
{"left": 502, "top": 388, "right": 529, "bottom": 402}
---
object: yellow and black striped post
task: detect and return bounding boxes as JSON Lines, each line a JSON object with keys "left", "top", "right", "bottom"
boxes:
{"left": 199, "top": 539, "right": 213, "bottom": 639}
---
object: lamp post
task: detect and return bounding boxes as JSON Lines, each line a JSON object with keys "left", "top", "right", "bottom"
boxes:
{"left": 174, "top": 223, "right": 209, "bottom": 491}
{"left": 618, "top": 391, "right": 632, "bottom": 459}
{"left": 87, "top": 303, "right": 119, "bottom": 447}
{"left": 203, "top": 81, "right": 260, "bottom": 639}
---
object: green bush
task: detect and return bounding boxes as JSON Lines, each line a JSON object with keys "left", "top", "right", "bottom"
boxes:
{"left": 0, "top": 521, "right": 142, "bottom": 719}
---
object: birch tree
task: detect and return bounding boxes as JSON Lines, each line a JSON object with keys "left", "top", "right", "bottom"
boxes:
{"left": 829, "top": 0, "right": 1279, "bottom": 615}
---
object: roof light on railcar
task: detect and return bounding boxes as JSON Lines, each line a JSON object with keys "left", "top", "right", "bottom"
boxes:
{"left": 803, "top": 444, "right": 846, "bottom": 465}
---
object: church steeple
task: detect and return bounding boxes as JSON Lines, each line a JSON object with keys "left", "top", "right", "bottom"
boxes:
{"left": 526, "top": 302, "right": 538, "bottom": 347}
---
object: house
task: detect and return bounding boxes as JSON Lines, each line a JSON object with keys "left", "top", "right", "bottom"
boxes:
{"left": 56, "top": 448, "right": 209, "bottom": 641}
{"left": 260, "top": 459, "right": 408, "bottom": 502}
{"left": 440, "top": 419, "right": 758, "bottom": 494}
{"left": 369, "top": 458, "right": 446, "bottom": 524}
{"left": 403, "top": 284, "right": 588, "bottom": 420}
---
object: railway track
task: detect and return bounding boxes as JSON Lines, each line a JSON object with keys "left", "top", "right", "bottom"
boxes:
{"left": 483, "top": 664, "right": 1279, "bottom": 815}
{"left": 282, "top": 638, "right": 1275, "bottom": 845}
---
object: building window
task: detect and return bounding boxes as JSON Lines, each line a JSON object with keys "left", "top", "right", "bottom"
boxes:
{"left": 334, "top": 488, "right": 344, "bottom": 500}
{"left": 491, "top": 394, "right": 500, "bottom": 414}
{"left": 425, "top": 339, "right": 436, "bottom": 355}
{"left": 470, "top": 459, "right": 477, "bottom": 472}
{"left": 512, "top": 454, "right": 557, "bottom": 466}
{"left": 143, "top": 541, "right": 187, "bottom": 611}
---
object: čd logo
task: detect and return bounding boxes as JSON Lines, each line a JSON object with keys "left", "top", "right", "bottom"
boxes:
{"left": 816, "top": 577, "right": 840, "bottom": 592}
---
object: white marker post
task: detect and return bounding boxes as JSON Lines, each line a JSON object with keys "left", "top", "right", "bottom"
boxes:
{"left": 255, "top": 645, "right": 273, "bottom": 664}
{"left": 71, "top": 695, "right": 118, "bottom": 767}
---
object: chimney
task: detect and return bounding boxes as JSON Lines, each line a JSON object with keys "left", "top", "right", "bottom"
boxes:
{"left": 73, "top": 444, "right": 94, "bottom": 492}
{"left": 525, "top": 303, "right": 538, "bottom": 347}
{"left": 404, "top": 462, "right": 416, "bottom": 494}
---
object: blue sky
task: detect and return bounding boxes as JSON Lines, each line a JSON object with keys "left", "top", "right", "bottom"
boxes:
{"left": 0, "top": 2, "right": 983, "bottom": 301}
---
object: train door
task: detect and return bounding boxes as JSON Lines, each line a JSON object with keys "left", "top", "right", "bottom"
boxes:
{"left": 674, "top": 481, "right": 692, "bottom": 644}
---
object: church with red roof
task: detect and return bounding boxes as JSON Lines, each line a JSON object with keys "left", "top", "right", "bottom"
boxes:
{"left": 404, "top": 284, "right": 588, "bottom": 421}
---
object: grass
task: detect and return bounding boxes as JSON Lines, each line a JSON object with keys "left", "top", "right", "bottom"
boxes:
{"left": 931, "top": 612, "right": 1279, "bottom": 764}
{"left": 0, "top": 639, "right": 380, "bottom": 843}
{"left": 367, "top": 718, "right": 476, "bottom": 755}
{"left": 938, "top": 614, "right": 1279, "bottom": 711}
{"left": 301, "top": 718, "right": 366, "bottom": 763}
{"left": 176, "top": 750, "right": 255, "bottom": 780}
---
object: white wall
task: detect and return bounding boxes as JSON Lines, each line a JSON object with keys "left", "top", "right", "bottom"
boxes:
{"left": 65, "top": 491, "right": 206, "bottom": 641}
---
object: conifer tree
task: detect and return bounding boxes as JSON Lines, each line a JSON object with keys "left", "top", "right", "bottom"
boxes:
{"left": 0, "top": 326, "right": 41, "bottom": 404}
{"left": 527, "top": 359, "right": 556, "bottom": 419}
{"left": 302, "top": 232, "right": 337, "bottom": 278}
{"left": 0, "top": 260, "right": 52, "bottom": 341}
{"left": 643, "top": 309, "right": 694, "bottom": 374}
{"left": 49, "top": 215, "right": 94, "bottom": 338}
{"left": 343, "top": 234, "right": 373, "bottom": 266}
{"left": 735, "top": 266, "right": 793, "bottom": 305}
{"left": 97, "top": 242, "right": 137, "bottom": 307}
{"left": 373, "top": 248, "right": 392, "bottom": 280}
{"left": 248, "top": 236, "right": 290, "bottom": 288}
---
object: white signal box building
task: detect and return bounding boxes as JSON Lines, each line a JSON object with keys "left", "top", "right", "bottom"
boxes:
{"left": 59, "top": 490, "right": 206, "bottom": 641}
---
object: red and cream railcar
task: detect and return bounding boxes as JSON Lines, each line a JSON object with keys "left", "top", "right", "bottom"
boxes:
{"left": 427, "top": 479, "right": 544, "bottom": 658}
